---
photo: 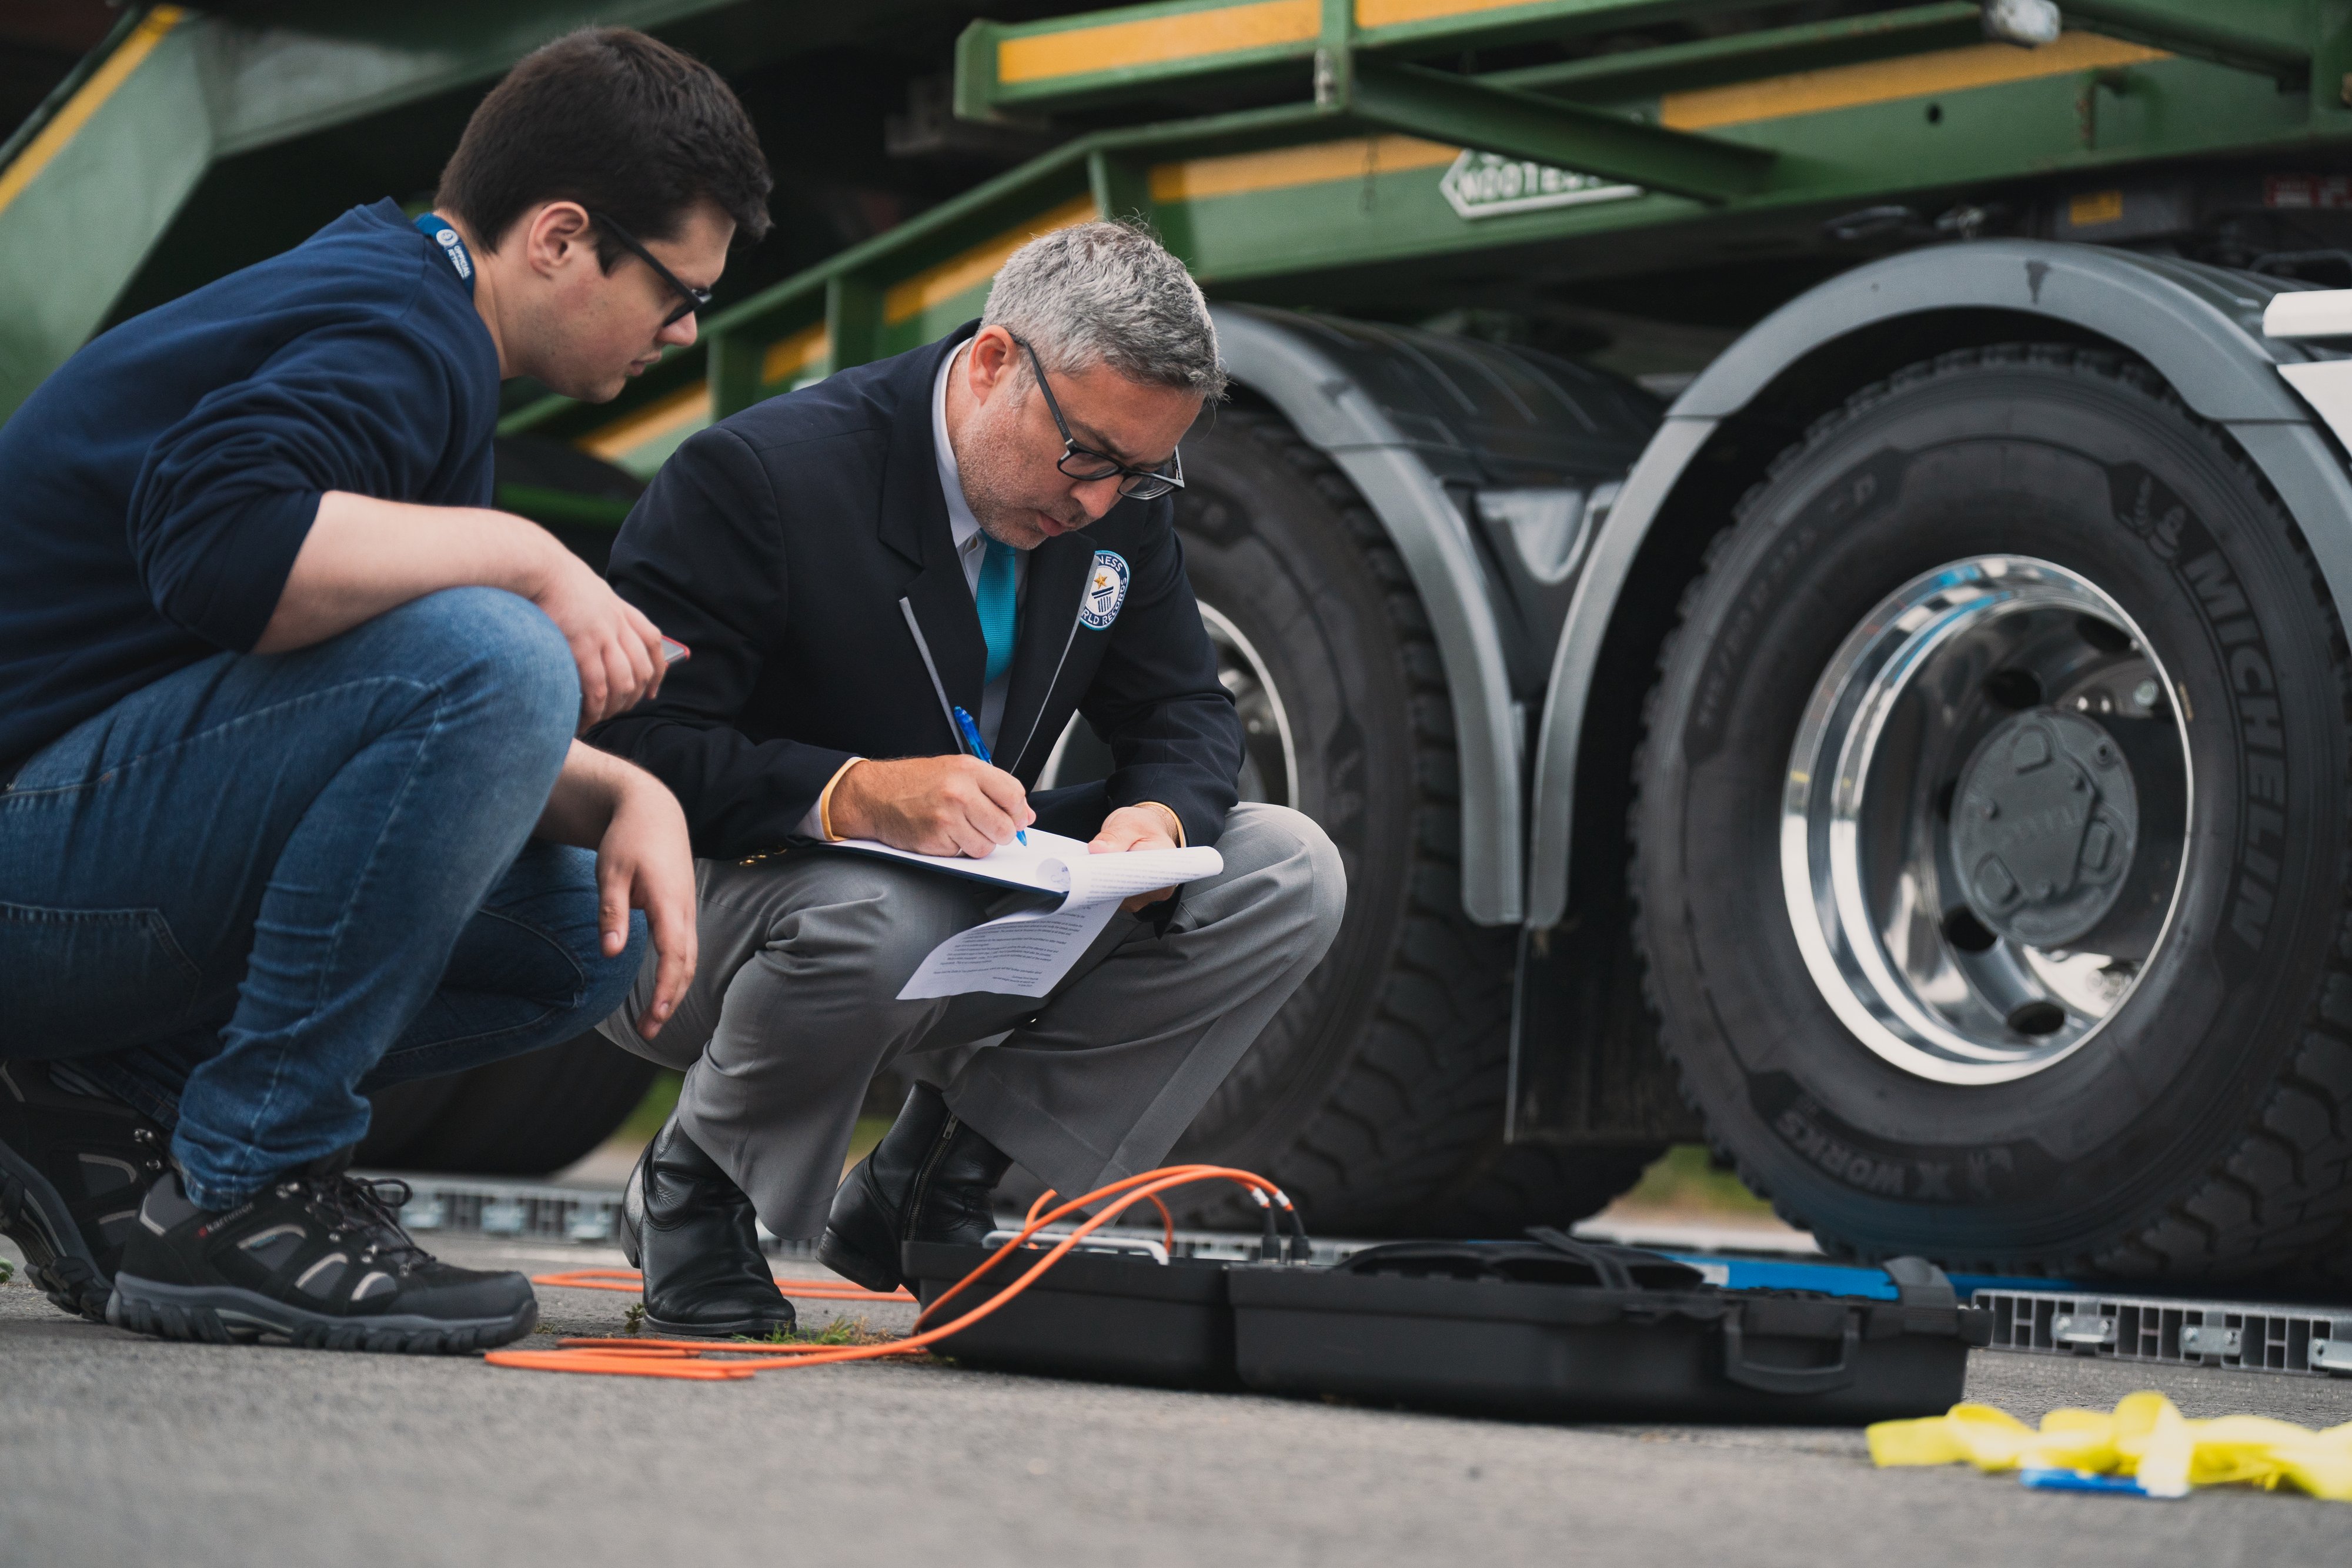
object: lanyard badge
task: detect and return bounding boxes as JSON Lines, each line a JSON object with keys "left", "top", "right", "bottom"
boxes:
{"left": 413, "top": 212, "right": 475, "bottom": 294}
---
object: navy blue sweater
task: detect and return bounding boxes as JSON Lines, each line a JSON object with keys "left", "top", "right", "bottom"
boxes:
{"left": 0, "top": 199, "right": 499, "bottom": 767}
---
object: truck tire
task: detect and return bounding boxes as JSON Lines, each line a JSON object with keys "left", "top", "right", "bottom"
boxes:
{"left": 1632, "top": 345, "right": 2352, "bottom": 1279}
{"left": 1161, "top": 407, "right": 1657, "bottom": 1234}
{"left": 356, "top": 1033, "right": 657, "bottom": 1176}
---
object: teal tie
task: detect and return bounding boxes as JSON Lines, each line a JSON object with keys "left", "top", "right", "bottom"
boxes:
{"left": 977, "top": 536, "right": 1018, "bottom": 687}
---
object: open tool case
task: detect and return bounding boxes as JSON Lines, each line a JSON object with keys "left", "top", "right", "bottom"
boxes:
{"left": 904, "top": 1239, "right": 1240, "bottom": 1389}
{"left": 1225, "top": 1231, "right": 1990, "bottom": 1423}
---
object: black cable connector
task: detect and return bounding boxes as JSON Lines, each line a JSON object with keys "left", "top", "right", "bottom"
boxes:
{"left": 1282, "top": 1195, "right": 1312, "bottom": 1265}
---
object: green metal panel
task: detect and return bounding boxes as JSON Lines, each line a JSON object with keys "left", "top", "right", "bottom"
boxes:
{"left": 15, "top": 0, "right": 2347, "bottom": 453}
{"left": 1342, "top": 58, "right": 1772, "bottom": 200}
{"left": 2062, "top": 0, "right": 2313, "bottom": 79}
{"left": 961, "top": 0, "right": 1805, "bottom": 118}
{"left": 518, "top": 0, "right": 2352, "bottom": 468}
{"left": 0, "top": 0, "right": 759, "bottom": 420}
{"left": 690, "top": 110, "right": 1214, "bottom": 379}
{"left": 1158, "top": 59, "right": 2323, "bottom": 286}
{"left": 961, "top": 0, "right": 2324, "bottom": 122}
{"left": 1350, "top": 0, "right": 1785, "bottom": 57}
{"left": 968, "top": 0, "right": 1324, "bottom": 117}
{"left": 198, "top": 0, "right": 739, "bottom": 160}
{"left": 828, "top": 275, "right": 887, "bottom": 371}
{"left": 1153, "top": 135, "right": 1646, "bottom": 286}
{"left": 0, "top": 9, "right": 211, "bottom": 423}
{"left": 0, "top": 6, "right": 143, "bottom": 173}
{"left": 1486, "top": 4, "right": 1988, "bottom": 99}
{"left": 495, "top": 483, "right": 634, "bottom": 531}
{"left": 1089, "top": 148, "right": 1158, "bottom": 225}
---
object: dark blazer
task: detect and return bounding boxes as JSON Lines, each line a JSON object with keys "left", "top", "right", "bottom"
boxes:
{"left": 588, "top": 325, "right": 1244, "bottom": 862}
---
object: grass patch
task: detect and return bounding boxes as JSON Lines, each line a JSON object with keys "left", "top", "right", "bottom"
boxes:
{"left": 745, "top": 1313, "right": 895, "bottom": 1348}
{"left": 1617, "top": 1144, "right": 1775, "bottom": 1216}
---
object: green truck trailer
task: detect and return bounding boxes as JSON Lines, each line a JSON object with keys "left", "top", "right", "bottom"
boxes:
{"left": 14, "top": 0, "right": 2352, "bottom": 1281}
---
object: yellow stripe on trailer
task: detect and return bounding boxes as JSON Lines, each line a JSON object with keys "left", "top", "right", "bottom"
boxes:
{"left": 580, "top": 383, "right": 710, "bottom": 465}
{"left": 883, "top": 194, "right": 1100, "bottom": 326}
{"left": 1354, "top": 0, "right": 1551, "bottom": 26}
{"left": 760, "top": 323, "right": 831, "bottom": 388}
{"left": 0, "top": 6, "right": 185, "bottom": 220}
{"left": 1057, "top": 34, "right": 2170, "bottom": 213}
{"left": 1149, "top": 135, "right": 1458, "bottom": 203}
{"left": 1662, "top": 31, "right": 2167, "bottom": 131}
{"left": 997, "top": 0, "right": 1318, "bottom": 85}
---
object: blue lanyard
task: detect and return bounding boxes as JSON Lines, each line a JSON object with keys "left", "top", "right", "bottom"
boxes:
{"left": 413, "top": 212, "right": 475, "bottom": 295}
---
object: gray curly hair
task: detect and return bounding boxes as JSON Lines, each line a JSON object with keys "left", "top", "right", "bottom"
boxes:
{"left": 982, "top": 220, "right": 1227, "bottom": 400}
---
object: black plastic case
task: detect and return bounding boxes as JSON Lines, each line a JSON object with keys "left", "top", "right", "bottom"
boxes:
{"left": 904, "top": 1240, "right": 1239, "bottom": 1389}
{"left": 1226, "top": 1232, "right": 1990, "bottom": 1424}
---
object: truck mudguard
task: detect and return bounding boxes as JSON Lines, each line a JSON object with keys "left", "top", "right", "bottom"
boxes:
{"left": 1214, "top": 303, "right": 1526, "bottom": 924}
{"left": 1525, "top": 238, "right": 2352, "bottom": 930}
{"left": 1210, "top": 305, "right": 1658, "bottom": 926}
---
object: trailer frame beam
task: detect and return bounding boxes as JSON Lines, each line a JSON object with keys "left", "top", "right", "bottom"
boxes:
{"left": 1337, "top": 56, "right": 1772, "bottom": 202}
{"left": 2062, "top": 0, "right": 2311, "bottom": 85}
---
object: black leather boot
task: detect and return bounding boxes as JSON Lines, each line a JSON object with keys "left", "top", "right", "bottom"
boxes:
{"left": 620, "top": 1112, "right": 794, "bottom": 1339}
{"left": 818, "top": 1083, "right": 1013, "bottom": 1293}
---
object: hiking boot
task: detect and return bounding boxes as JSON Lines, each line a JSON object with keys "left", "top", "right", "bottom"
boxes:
{"left": 619, "top": 1111, "right": 794, "bottom": 1339}
{"left": 818, "top": 1082, "right": 1013, "bottom": 1293}
{"left": 108, "top": 1156, "right": 536, "bottom": 1353}
{"left": 0, "top": 1059, "right": 168, "bottom": 1322}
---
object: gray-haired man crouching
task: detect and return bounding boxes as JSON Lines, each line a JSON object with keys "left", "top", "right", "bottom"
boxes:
{"left": 586, "top": 222, "right": 1344, "bottom": 1336}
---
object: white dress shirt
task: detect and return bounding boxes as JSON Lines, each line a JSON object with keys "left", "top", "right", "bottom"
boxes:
{"left": 931, "top": 340, "right": 1026, "bottom": 753}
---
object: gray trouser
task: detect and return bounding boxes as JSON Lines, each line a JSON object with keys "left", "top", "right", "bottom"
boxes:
{"left": 597, "top": 803, "right": 1345, "bottom": 1238}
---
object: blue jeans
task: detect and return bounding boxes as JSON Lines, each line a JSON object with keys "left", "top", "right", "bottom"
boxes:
{"left": 0, "top": 589, "right": 644, "bottom": 1208}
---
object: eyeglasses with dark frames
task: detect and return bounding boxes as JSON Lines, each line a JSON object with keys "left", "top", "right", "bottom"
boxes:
{"left": 1008, "top": 334, "right": 1185, "bottom": 501}
{"left": 588, "top": 210, "right": 713, "bottom": 329}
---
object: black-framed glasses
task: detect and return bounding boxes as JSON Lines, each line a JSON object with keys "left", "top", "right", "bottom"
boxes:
{"left": 1010, "top": 335, "right": 1185, "bottom": 501}
{"left": 588, "top": 210, "right": 713, "bottom": 328}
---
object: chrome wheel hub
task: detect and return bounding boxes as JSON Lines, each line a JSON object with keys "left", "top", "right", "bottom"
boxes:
{"left": 1780, "top": 556, "right": 2191, "bottom": 1085}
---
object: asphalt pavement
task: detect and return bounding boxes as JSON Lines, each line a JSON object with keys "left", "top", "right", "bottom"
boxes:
{"left": 5, "top": 1233, "right": 2349, "bottom": 1567}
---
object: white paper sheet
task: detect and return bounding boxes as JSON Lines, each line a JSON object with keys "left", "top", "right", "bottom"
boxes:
{"left": 830, "top": 828, "right": 1095, "bottom": 895}
{"left": 887, "top": 829, "right": 1223, "bottom": 999}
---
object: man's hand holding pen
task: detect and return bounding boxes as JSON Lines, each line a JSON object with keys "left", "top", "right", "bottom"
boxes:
{"left": 827, "top": 754, "right": 1034, "bottom": 859}
{"left": 826, "top": 757, "right": 1180, "bottom": 914}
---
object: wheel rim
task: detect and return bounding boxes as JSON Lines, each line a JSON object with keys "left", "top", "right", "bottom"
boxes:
{"left": 1034, "top": 597, "right": 1299, "bottom": 810}
{"left": 1197, "top": 600, "right": 1298, "bottom": 810}
{"left": 1780, "top": 556, "right": 2193, "bottom": 1085}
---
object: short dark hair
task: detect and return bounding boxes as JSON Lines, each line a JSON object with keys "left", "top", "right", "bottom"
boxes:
{"left": 437, "top": 28, "right": 771, "bottom": 268}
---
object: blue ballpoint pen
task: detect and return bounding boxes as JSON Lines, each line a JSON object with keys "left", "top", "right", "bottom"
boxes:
{"left": 952, "top": 704, "right": 1027, "bottom": 845}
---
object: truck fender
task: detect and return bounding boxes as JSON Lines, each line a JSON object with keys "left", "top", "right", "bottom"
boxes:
{"left": 1524, "top": 239, "right": 2352, "bottom": 929}
{"left": 1211, "top": 303, "right": 1526, "bottom": 925}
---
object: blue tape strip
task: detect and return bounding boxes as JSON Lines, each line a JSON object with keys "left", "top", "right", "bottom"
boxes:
{"left": 2020, "top": 1468, "right": 2176, "bottom": 1498}
{"left": 1661, "top": 1255, "right": 2075, "bottom": 1300}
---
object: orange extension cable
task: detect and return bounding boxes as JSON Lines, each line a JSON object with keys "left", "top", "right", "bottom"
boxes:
{"left": 489, "top": 1165, "right": 1291, "bottom": 1380}
{"left": 1022, "top": 1186, "right": 1176, "bottom": 1252}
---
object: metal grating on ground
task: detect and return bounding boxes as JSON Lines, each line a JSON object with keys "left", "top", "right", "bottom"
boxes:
{"left": 372, "top": 1172, "right": 2352, "bottom": 1372}
{"left": 367, "top": 1172, "right": 1802, "bottom": 1268}
{"left": 1973, "top": 1286, "right": 2352, "bottom": 1379}
{"left": 363, "top": 1172, "right": 1358, "bottom": 1263}
{"left": 364, "top": 1171, "right": 817, "bottom": 1258}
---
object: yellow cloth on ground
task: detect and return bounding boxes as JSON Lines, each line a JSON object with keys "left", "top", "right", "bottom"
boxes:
{"left": 1867, "top": 1392, "right": 2352, "bottom": 1501}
